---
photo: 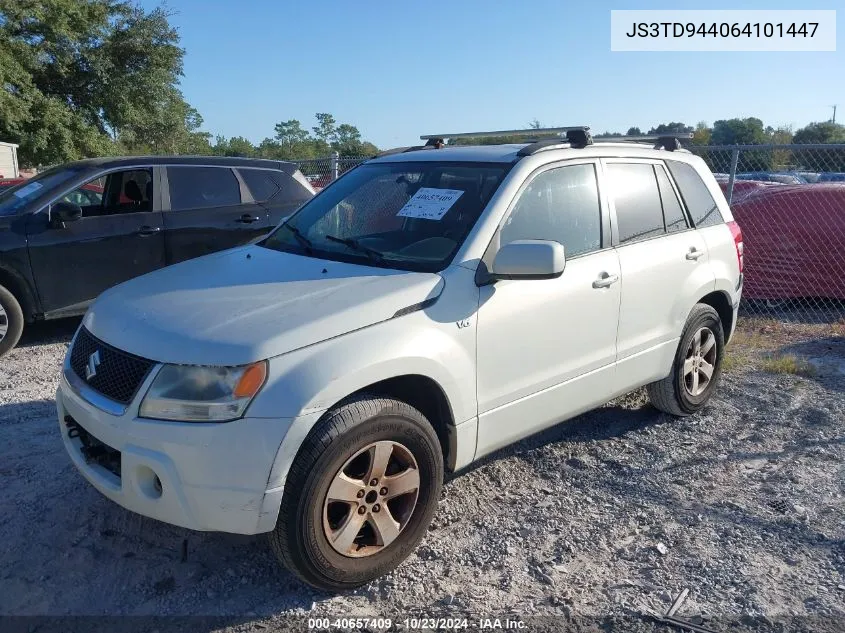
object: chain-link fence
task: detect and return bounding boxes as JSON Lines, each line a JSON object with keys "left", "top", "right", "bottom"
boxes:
{"left": 690, "top": 144, "right": 845, "bottom": 324}
{"left": 294, "top": 152, "right": 370, "bottom": 191}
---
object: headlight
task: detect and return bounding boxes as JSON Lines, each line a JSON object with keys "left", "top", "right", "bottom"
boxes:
{"left": 139, "top": 361, "right": 268, "bottom": 422}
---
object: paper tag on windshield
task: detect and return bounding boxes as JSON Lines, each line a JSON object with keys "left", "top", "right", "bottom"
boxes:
{"left": 397, "top": 188, "right": 463, "bottom": 221}
{"left": 13, "top": 181, "right": 43, "bottom": 198}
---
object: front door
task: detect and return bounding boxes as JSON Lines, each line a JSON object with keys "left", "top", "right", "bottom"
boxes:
{"left": 475, "top": 161, "right": 621, "bottom": 458}
{"left": 163, "top": 166, "right": 271, "bottom": 264}
{"left": 26, "top": 168, "right": 166, "bottom": 314}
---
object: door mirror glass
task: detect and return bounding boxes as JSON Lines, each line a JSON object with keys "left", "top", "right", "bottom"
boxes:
{"left": 491, "top": 239, "right": 565, "bottom": 280}
{"left": 51, "top": 201, "right": 82, "bottom": 226}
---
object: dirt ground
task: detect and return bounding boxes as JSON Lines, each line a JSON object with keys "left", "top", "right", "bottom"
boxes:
{"left": 1, "top": 317, "right": 844, "bottom": 632}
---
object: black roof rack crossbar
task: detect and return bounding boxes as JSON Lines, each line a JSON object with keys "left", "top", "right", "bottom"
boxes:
{"left": 517, "top": 129, "right": 594, "bottom": 156}
{"left": 420, "top": 126, "right": 589, "bottom": 141}
{"left": 593, "top": 132, "right": 693, "bottom": 151}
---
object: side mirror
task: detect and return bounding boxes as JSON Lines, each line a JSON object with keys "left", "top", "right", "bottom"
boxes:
{"left": 491, "top": 239, "right": 566, "bottom": 280}
{"left": 51, "top": 201, "right": 82, "bottom": 227}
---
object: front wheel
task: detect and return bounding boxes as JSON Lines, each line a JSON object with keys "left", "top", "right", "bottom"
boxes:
{"left": 647, "top": 303, "right": 725, "bottom": 417}
{"left": 0, "top": 284, "right": 24, "bottom": 357}
{"left": 268, "top": 396, "right": 443, "bottom": 591}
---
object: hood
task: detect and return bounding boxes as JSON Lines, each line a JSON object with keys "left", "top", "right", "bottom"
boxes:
{"left": 83, "top": 246, "right": 444, "bottom": 365}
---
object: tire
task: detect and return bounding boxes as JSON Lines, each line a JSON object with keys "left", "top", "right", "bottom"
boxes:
{"left": 0, "top": 284, "right": 24, "bottom": 357}
{"left": 269, "top": 395, "right": 443, "bottom": 591}
{"left": 647, "top": 303, "right": 725, "bottom": 417}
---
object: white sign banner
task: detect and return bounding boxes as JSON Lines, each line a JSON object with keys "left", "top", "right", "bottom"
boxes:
{"left": 397, "top": 188, "right": 464, "bottom": 221}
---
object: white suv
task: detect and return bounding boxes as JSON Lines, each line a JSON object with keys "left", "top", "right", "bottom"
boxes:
{"left": 57, "top": 128, "right": 743, "bottom": 591}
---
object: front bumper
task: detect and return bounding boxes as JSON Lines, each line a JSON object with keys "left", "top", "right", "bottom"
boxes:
{"left": 57, "top": 365, "right": 292, "bottom": 535}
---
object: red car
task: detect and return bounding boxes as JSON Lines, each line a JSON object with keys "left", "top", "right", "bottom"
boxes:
{"left": 729, "top": 183, "right": 845, "bottom": 301}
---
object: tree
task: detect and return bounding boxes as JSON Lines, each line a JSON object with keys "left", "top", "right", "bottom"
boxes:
{"left": 792, "top": 122, "right": 845, "bottom": 171}
{"left": 647, "top": 122, "right": 693, "bottom": 135}
{"left": 274, "top": 119, "right": 310, "bottom": 148}
{"left": 0, "top": 0, "right": 204, "bottom": 165}
{"left": 312, "top": 113, "right": 337, "bottom": 144}
{"left": 793, "top": 122, "right": 845, "bottom": 144}
{"left": 626, "top": 127, "right": 642, "bottom": 135}
{"left": 710, "top": 118, "right": 770, "bottom": 170}
{"left": 691, "top": 122, "right": 711, "bottom": 146}
{"left": 528, "top": 119, "right": 543, "bottom": 129}
{"left": 212, "top": 135, "right": 254, "bottom": 157}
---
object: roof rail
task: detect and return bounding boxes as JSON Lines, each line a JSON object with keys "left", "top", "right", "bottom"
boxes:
{"left": 420, "top": 126, "right": 590, "bottom": 141}
{"left": 594, "top": 132, "right": 693, "bottom": 152}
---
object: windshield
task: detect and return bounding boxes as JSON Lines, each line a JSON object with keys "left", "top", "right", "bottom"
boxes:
{"left": 0, "top": 166, "right": 87, "bottom": 216}
{"left": 260, "top": 161, "right": 509, "bottom": 272}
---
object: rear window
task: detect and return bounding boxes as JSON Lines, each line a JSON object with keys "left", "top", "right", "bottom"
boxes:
{"left": 665, "top": 160, "right": 724, "bottom": 228}
{"left": 607, "top": 163, "right": 665, "bottom": 244}
{"left": 168, "top": 167, "right": 241, "bottom": 211}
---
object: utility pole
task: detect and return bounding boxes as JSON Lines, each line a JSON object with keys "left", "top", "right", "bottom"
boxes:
{"left": 832, "top": 105, "right": 837, "bottom": 124}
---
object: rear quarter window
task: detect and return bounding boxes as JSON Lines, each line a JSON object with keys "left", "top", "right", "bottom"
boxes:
{"left": 665, "top": 160, "right": 724, "bottom": 228}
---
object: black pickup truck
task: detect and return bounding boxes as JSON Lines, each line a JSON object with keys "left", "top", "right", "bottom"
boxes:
{"left": 0, "top": 156, "right": 315, "bottom": 355}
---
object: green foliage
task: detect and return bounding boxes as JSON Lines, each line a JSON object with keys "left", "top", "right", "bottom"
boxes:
{"left": 647, "top": 122, "right": 693, "bottom": 134}
{"left": 793, "top": 122, "right": 845, "bottom": 144}
{"left": 626, "top": 127, "right": 642, "bottom": 135}
{"left": 0, "top": 0, "right": 207, "bottom": 165}
{"left": 792, "top": 122, "right": 845, "bottom": 171}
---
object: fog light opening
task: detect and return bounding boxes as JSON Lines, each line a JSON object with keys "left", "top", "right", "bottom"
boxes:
{"left": 137, "top": 465, "right": 163, "bottom": 500}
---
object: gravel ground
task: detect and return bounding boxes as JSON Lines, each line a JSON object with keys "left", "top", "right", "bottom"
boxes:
{"left": 1, "top": 318, "right": 844, "bottom": 632}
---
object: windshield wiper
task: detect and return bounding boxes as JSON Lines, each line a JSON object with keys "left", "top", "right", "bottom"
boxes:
{"left": 280, "top": 221, "right": 313, "bottom": 251}
{"left": 324, "top": 234, "right": 385, "bottom": 261}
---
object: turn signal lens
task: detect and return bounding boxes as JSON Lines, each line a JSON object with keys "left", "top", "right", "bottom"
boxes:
{"left": 234, "top": 361, "right": 268, "bottom": 398}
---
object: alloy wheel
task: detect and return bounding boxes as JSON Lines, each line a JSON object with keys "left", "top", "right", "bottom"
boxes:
{"left": 683, "top": 326, "right": 717, "bottom": 396}
{"left": 0, "top": 303, "right": 8, "bottom": 341}
{"left": 322, "top": 440, "right": 420, "bottom": 558}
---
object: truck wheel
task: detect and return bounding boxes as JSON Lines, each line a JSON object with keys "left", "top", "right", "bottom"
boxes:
{"left": 269, "top": 395, "right": 443, "bottom": 591}
{"left": 0, "top": 284, "right": 24, "bottom": 357}
{"left": 647, "top": 303, "right": 725, "bottom": 417}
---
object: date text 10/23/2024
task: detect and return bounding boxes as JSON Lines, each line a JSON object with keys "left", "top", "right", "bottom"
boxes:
{"left": 308, "top": 617, "right": 528, "bottom": 630}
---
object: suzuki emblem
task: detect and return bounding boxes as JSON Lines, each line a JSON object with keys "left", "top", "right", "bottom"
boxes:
{"left": 85, "top": 350, "right": 101, "bottom": 380}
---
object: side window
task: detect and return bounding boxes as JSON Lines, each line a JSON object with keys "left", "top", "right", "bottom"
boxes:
{"left": 61, "top": 170, "right": 152, "bottom": 217}
{"left": 606, "top": 163, "right": 664, "bottom": 244}
{"left": 665, "top": 160, "right": 724, "bottom": 228}
{"left": 655, "top": 165, "right": 689, "bottom": 233}
{"left": 240, "top": 169, "right": 281, "bottom": 202}
{"left": 500, "top": 164, "right": 602, "bottom": 258}
{"left": 168, "top": 167, "right": 241, "bottom": 211}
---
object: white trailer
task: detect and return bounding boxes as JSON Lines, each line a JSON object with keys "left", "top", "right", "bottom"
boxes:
{"left": 0, "top": 141, "right": 20, "bottom": 179}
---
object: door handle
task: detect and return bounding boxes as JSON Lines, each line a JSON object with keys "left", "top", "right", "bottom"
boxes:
{"left": 686, "top": 247, "right": 705, "bottom": 261}
{"left": 592, "top": 272, "right": 619, "bottom": 289}
{"left": 236, "top": 214, "right": 261, "bottom": 224}
{"left": 137, "top": 226, "right": 161, "bottom": 236}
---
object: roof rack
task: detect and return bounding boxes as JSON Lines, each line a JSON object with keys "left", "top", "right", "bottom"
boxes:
{"left": 593, "top": 133, "right": 693, "bottom": 152}
{"left": 420, "top": 126, "right": 590, "bottom": 141}
{"left": 419, "top": 126, "right": 593, "bottom": 155}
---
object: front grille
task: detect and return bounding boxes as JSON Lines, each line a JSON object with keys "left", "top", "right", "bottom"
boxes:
{"left": 69, "top": 327, "right": 155, "bottom": 405}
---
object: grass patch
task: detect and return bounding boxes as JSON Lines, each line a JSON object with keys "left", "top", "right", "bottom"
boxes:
{"left": 759, "top": 354, "right": 816, "bottom": 377}
{"left": 722, "top": 352, "right": 741, "bottom": 373}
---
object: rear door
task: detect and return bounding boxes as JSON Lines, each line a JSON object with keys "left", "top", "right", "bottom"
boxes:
{"left": 162, "top": 165, "right": 271, "bottom": 264}
{"left": 25, "top": 167, "right": 166, "bottom": 314}
{"left": 237, "top": 167, "right": 313, "bottom": 228}
{"left": 604, "top": 159, "right": 713, "bottom": 388}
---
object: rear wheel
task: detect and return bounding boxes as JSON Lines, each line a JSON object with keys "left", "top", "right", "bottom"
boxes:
{"left": 268, "top": 396, "right": 443, "bottom": 591}
{"left": 647, "top": 304, "right": 725, "bottom": 417}
{"left": 0, "top": 284, "right": 24, "bottom": 357}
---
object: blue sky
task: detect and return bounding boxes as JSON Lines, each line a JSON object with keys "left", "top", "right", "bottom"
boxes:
{"left": 141, "top": 0, "right": 843, "bottom": 148}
